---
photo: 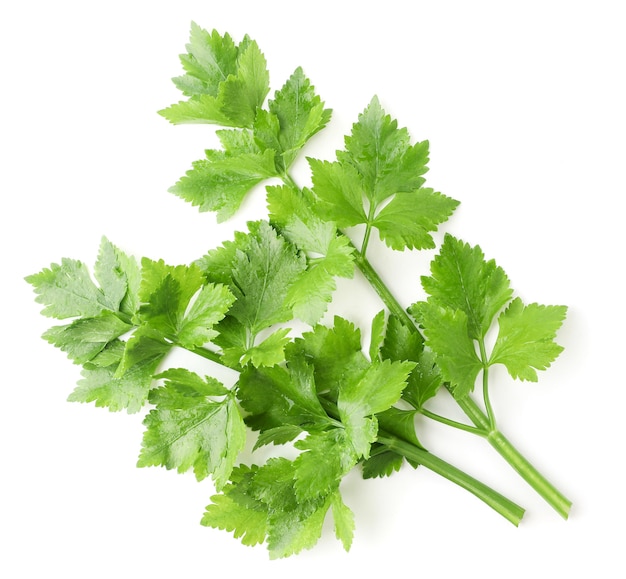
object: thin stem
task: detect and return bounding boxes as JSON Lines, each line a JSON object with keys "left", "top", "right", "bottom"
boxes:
{"left": 349, "top": 242, "right": 418, "bottom": 332}
{"left": 179, "top": 344, "right": 227, "bottom": 367}
{"left": 478, "top": 339, "right": 496, "bottom": 430}
{"left": 361, "top": 201, "right": 377, "bottom": 255}
{"left": 361, "top": 223, "right": 373, "bottom": 255}
{"left": 377, "top": 432, "right": 525, "bottom": 526}
{"left": 281, "top": 172, "right": 299, "bottom": 191}
{"left": 420, "top": 407, "right": 488, "bottom": 436}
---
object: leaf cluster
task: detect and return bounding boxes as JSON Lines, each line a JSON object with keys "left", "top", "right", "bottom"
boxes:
{"left": 26, "top": 24, "right": 570, "bottom": 559}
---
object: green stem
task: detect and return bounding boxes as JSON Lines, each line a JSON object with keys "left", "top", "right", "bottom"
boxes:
{"left": 281, "top": 172, "right": 299, "bottom": 191}
{"left": 419, "top": 407, "right": 487, "bottom": 436}
{"left": 377, "top": 432, "right": 525, "bottom": 526}
{"left": 361, "top": 201, "right": 377, "bottom": 255}
{"left": 350, "top": 242, "right": 418, "bottom": 332}
{"left": 453, "top": 393, "right": 572, "bottom": 519}
{"left": 478, "top": 339, "right": 496, "bottom": 430}
{"left": 179, "top": 344, "right": 226, "bottom": 366}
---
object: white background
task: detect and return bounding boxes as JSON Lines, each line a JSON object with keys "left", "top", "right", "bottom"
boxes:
{"left": 1, "top": 1, "right": 624, "bottom": 576}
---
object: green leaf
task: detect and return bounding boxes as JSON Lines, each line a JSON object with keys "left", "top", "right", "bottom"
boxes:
{"left": 490, "top": 298, "right": 567, "bottom": 381}
{"left": 380, "top": 313, "right": 424, "bottom": 362}
{"left": 201, "top": 492, "right": 267, "bottom": 547}
{"left": 414, "top": 303, "right": 483, "bottom": 398}
{"left": 373, "top": 189, "right": 460, "bottom": 251}
{"left": 330, "top": 491, "right": 355, "bottom": 552}
{"left": 112, "top": 259, "right": 232, "bottom": 379}
{"left": 379, "top": 314, "right": 441, "bottom": 408}
{"left": 173, "top": 24, "right": 239, "bottom": 97}
{"left": 293, "top": 430, "right": 357, "bottom": 502}
{"left": 416, "top": 234, "right": 513, "bottom": 340}
{"left": 116, "top": 326, "right": 171, "bottom": 377}
{"left": 308, "top": 159, "right": 367, "bottom": 227}
{"left": 308, "top": 98, "right": 457, "bottom": 252}
{"left": 177, "top": 282, "right": 236, "bottom": 349}
{"left": 369, "top": 309, "right": 387, "bottom": 361}
{"left": 340, "top": 96, "right": 429, "bottom": 205}
{"left": 238, "top": 327, "right": 292, "bottom": 367}
{"left": 93, "top": 237, "right": 141, "bottom": 317}
{"left": 286, "top": 316, "right": 369, "bottom": 398}
{"left": 219, "top": 39, "right": 270, "bottom": 128}
{"left": 206, "top": 459, "right": 338, "bottom": 559}
{"left": 338, "top": 358, "right": 415, "bottom": 457}
{"left": 26, "top": 237, "right": 139, "bottom": 320}
{"left": 169, "top": 147, "right": 277, "bottom": 222}
{"left": 42, "top": 312, "right": 132, "bottom": 365}
{"left": 254, "top": 425, "right": 304, "bottom": 449}
{"left": 237, "top": 354, "right": 330, "bottom": 434}
{"left": 27, "top": 239, "right": 151, "bottom": 409}
{"left": 138, "top": 371, "right": 245, "bottom": 488}
{"left": 159, "top": 25, "right": 269, "bottom": 128}
{"left": 68, "top": 347, "right": 160, "bottom": 413}
{"left": 200, "top": 222, "right": 306, "bottom": 364}
{"left": 403, "top": 349, "right": 444, "bottom": 408}
{"left": 155, "top": 368, "right": 230, "bottom": 399}
{"left": 338, "top": 358, "right": 415, "bottom": 424}
{"left": 201, "top": 465, "right": 267, "bottom": 547}
{"left": 285, "top": 265, "right": 338, "bottom": 326}
{"left": 136, "top": 259, "right": 232, "bottom": 347}
{"left": 217, "top": 221, "right": 307, "bottom": 333}
{"left": 376, "top": 406, "right": 421, "bottom": 447}
{"left": 266, "top": 497, "right": 330, "bottom": 560}
{"left": 266, "top": 67, "right": 332, "bottom": 170}
{"left": 362, "top": 449, "right": 405, "bottom": 479}
{"left": 268, "top": 184, "right": 355, "bottom": 324}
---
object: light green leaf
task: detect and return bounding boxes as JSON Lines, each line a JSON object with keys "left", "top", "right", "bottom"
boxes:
{"left": 416, "top": 234, "right": 512, "bottom": 340}
{"left": 138, "top": 371, "right": 245, "bottom": 488}
{"left": 177, "top": 282, "right": 236, "bottom": 348}
{"left": 159, "top": 25, "right": 269, "bottom": 128}
{"left": 169, "top": 148, "right": 277, "bottom": 221}
{"left": 268, "top": 185, "right": 355, "bottom": 324}
{"left": 490, "top": 298, "right": 567, "bottom": 381}
{"left": 201, "top": 465, "right": 267, "bottom": 547}
{"left": 239, "top": 327, "right": 292, "bottom": 367}
{"left": 27, "top": 258, "right": 115, "bottom": 320}
{"left": 369, "top": 309, "right": 386, "bottom": 361}
{"left": 93, "top": 237, "right": 141, "bottom": 316}
{"left": 173, "top": 23, "right": 238, "bottom": 97}
{"left": 331, "top": 491, "right": 355, "bottom": 552}
{"left": 338, "top": 358, "right": 415, "bottom": 457}
{"left": 267, "top": 67, "right": 331, "bottom": 169}
{"left": 266, "top": 497, "right": 330, "bottom": 560}
{"left": 340, "top": 96, "right": 429, "bottom": 205}
{"left": 373, "top": 189, "right": 459, "bottom": 251}
{"left": 212, "top": 221, "right": 307, "bottom": 333}
{"left": 42, "top": 312, "right": 132, "bottom": 365}
{"left": 414, "top": 303, "right": 483, "bottom": 398}
{"left": 293, "top": 430, "right": 357, "bottom": 502}
{"left": 308, "top": 158, "right": 367, "bottom": 227}
{"left": 68, "top": 350, "right": 160, "bottom": 413}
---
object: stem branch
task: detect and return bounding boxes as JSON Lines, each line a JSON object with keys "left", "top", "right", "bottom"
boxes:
{"left": 454, "top": 393, "right": 572, "bottom": 519}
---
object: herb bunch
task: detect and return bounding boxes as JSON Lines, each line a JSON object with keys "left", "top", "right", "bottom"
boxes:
{"left": 26, "top": 23, "right": 570, "bottom": 558}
